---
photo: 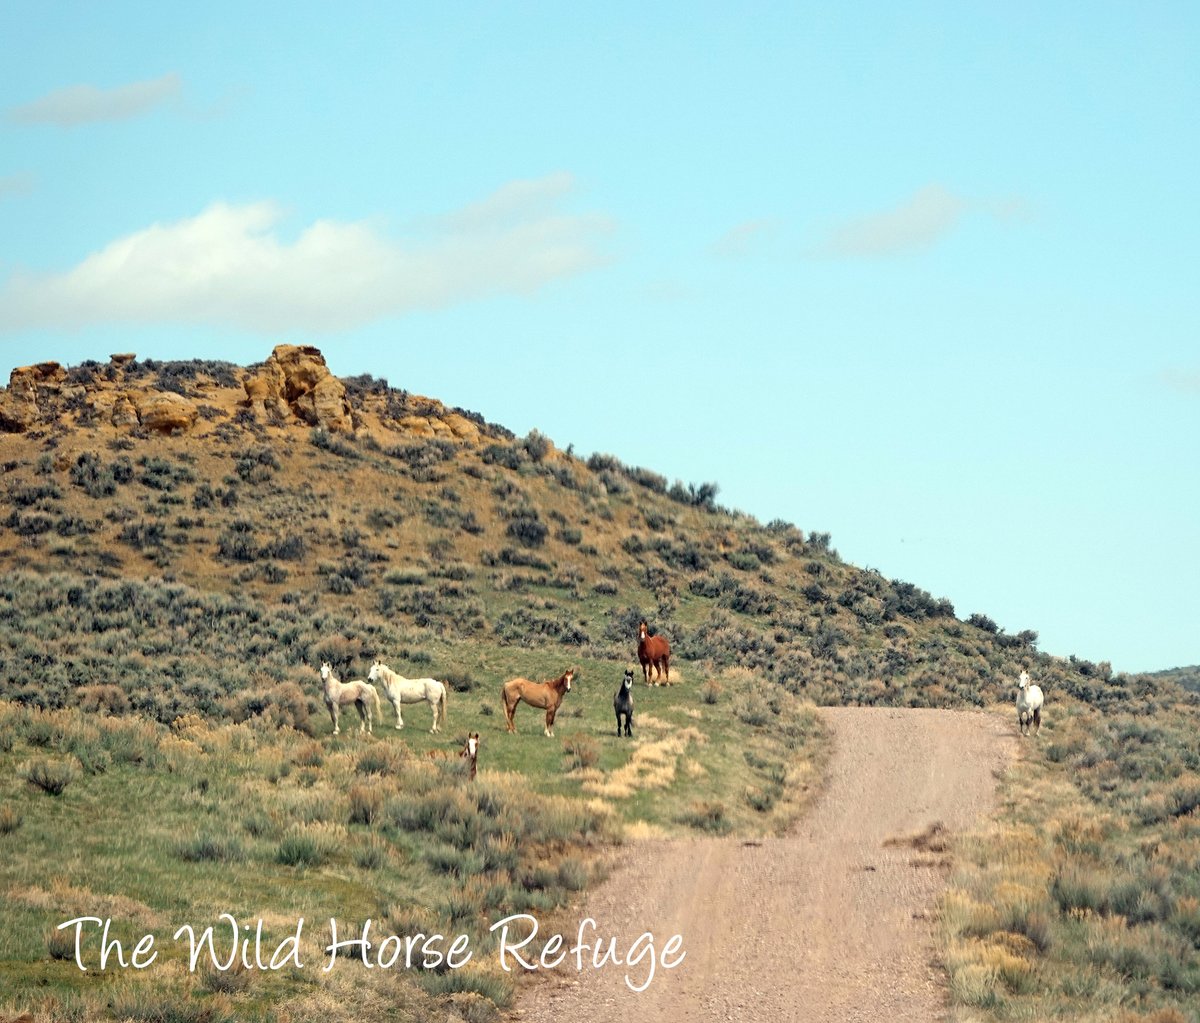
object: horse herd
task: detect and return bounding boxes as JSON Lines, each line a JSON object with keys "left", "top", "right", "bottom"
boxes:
{"left": 318, "top": 621, "right": 673, "bottom": 746}
{"left": 319, "top": 621, "right": 1047, "bottom": 775}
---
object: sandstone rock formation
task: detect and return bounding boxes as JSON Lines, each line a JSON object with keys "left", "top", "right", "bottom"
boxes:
{"left": 243, "top": 344, "right": 352, "bottom": 433}
{"left": 0, "top": 362, "right": 67, "bottom": 432}
{"left": 136, "top": 392, "right": 198, "bottom": 434}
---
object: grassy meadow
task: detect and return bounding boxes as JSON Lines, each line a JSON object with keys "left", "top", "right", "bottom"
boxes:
{"left": 1, "top": 353, "right": 1194, "bottom": 1022}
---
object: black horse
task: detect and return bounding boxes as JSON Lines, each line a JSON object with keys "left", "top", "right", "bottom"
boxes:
{"left": 614, "top": 668, "right": 634, "bottom": 738}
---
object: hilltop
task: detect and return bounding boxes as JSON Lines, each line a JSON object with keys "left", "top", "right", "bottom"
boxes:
{"left": 0, "top": 343, "right": 1175, "bottom": 721}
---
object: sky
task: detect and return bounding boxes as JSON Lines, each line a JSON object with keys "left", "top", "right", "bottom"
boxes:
{"left": 0, "top": 3, "right": 1196, "bottom": 673}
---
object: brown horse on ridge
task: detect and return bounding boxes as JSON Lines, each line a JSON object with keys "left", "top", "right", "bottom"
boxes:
{"left": 502, "top": 668, "right": 575, "bottom": 737}
{"left": 637, "top": 621, "right": 671, "bottom": 686}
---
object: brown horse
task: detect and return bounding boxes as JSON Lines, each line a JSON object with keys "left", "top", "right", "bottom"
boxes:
{"left": 502, "top": 669, "right": 575, "bottom": 737}
{"left": 426, "top": 732, "right": 481, "bottom": 780}
{"left": 637, "top": 621, "right": 671, "bottom": 686}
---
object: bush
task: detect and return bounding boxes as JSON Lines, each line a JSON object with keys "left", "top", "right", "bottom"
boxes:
{"left": 175, "top": 832, "right": 245, "bottom": 862}
{"left": 277, "top": 824, "right": 342, "bottom": 867}
{"left": 70, "top": 452, "right": 119, "bottom": 497}
{"left": 506, "top": 511, "right": 548, "bottom": 548}
{"left": 348, "top": 785, "right": 383, "bottom": 825}
{"left": 522, "top": 430, "right": 551, "bottom": 462}
{"left": 678, "top": 800, "right": 730, "bottom": 833}
{"left": 24, "top": 758, "right": 75, "bottom": 795}
{"left": 562, "top": 733, "right": 599, "bottom": 770}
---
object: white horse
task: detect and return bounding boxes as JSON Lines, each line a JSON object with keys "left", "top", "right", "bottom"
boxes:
{"left": 1016, "top": 670, "right": 1044, "bottom": 736}
{"left": 367, "top": 661, "right": 448, "bottom": 733}
{"left": 319, "top": 662, "right": 381, "bottom": 736}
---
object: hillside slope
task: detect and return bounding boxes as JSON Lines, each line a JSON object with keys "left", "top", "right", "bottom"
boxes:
{"left": 0, "top": 344, "right": 1156, "bottom": 721}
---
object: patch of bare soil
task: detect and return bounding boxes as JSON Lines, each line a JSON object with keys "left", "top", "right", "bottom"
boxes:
{"left": 514, "top": 707, "right": 1012, "bottom": 1023}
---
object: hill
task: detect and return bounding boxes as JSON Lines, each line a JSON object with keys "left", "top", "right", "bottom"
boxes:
{"left": 0, "top": 344, "right": 1151, "bottom": 717}
{"left": 2, "top": 344, "right": 1198, "bottom": 1023}
{"left": 1139, "top": 665, "right": 1200, "bottom": 693}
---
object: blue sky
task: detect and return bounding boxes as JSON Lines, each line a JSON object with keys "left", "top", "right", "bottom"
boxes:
{"left": 1, "top": 3, "right": 1196, "bottom": 672}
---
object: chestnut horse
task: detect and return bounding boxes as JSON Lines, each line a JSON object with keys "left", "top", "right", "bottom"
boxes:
{"left": 502, "top": 668, "right": 575, "bottom": 737}
{"left": 637, "top": 621, "right": 671, "bottom": 686}
{"left": 426, "top": 732, "right": 481, "bottom": 780}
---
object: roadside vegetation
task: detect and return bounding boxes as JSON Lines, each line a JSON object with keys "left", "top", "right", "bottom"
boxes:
{"left": 942, "top": 692, "right": 1200, "bottom": 1023}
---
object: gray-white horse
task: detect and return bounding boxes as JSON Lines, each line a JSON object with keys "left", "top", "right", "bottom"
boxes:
{"left": 319, "top": 662, "right": 381, "bottom": 736}
{"left": 1016, "top": 670, "right": 1044, "bottom": 736}
{"left": 367, "top": 661, "right": 448, "bottom": 733}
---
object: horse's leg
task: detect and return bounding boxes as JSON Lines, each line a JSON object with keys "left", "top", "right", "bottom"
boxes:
{"left": 627, "top": 708, "right": 634, "bottom": 738}
{"left": 390, "top": 696, "right": 402, "bottom": 729}
{"left": 429, "top": 696, "right": 438, "bottom": 735}
{"left": 328, "top": 701, "right": 340, "bottom": 736}
{"left": 503, "top": 693, "right": 516, "bottom": 733}
{"left": 663, "top": 656, "right": 670, "bottom": 685}
{"left": 615, "top": 709, "right": 621, "bottom": 737}
{"left": 545, "top": 706, "right": 555, "bottom": 738}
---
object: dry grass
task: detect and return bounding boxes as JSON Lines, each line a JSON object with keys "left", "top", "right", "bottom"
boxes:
{"left": 582, "top": 723, "right": 705, "bottom": 800}
{"left": 940, "top": 697, "right": 1200, "bottom": 1021}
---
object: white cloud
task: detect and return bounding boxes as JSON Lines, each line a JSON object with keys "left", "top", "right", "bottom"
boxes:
{"left": 5, "top": 73, "right": 181, "bottom": 126}
{"left": 0, "top": 177, "right": 614, "bottom": 334}
{"left": 814, "top": 185, "right": 969, "bottom": 258}
{"left": 712, "top": 218, "right": 780, "bottom": 258}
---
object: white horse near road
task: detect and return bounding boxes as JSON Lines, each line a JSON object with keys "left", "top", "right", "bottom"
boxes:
{"left": 1016, "top": 670, "right": 1044, "bottom": 736}
{"left": 367, "top": 661, "right": 448, "bottom": 733}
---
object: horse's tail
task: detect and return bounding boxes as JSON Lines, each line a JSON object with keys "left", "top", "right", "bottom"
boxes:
{"left": 439, "top": 685, "right": 448, "bottom": 728}
{"left": 371, "top": 685, "right": 382, "bottom": 717}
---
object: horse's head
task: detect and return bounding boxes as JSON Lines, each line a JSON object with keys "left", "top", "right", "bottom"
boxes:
{"left": 564, "top": 669, "right": 575, "bottom": 692}
{"left": 1018, "top": 670, "right": 1031, "bottom": 691}
{"left": 622, "top": 668, "right": 634, "bottom": 691}
{"left": 463, "top": 732, "right": 480, "bottom": 759}
{"left": 320, "top": 662, "right": 332, "bottom": 679}
{"left": 367, "top": 662, "right": 380, "bottom": 682}
{"left": 638, "top": 621, "right": 649, "bottom": 641}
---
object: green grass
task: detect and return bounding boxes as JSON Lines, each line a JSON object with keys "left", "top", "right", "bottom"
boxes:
{"left": 0, "top": 664, "right": 826, "bottom": 1022}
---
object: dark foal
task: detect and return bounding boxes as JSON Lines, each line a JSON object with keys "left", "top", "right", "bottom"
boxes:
{"left": 614, "top": 668, "right": 634, "bottom": 738}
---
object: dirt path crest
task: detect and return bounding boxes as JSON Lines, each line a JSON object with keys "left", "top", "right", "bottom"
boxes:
{"left": 516, "top": 706, "right": 1012, "bottom": 1023}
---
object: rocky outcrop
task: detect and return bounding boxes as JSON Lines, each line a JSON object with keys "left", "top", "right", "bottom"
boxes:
{"left": 0, "top": 362, "right": 67, "bottom": 432}
{"left": 136, "top": 392, "right": 198, "bottom": 434}
{"left": 242, "top": 344, "right": 352, "bottom": 433}
{"left": 110, "top": 395, "right": 140, "bottom": 429}
{"left": 0, "top": 344, "right": 492, "bottom": 445}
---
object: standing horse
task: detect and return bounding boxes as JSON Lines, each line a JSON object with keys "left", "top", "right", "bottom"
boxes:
{"left": 1016, "top": 670, "right": 1044, "bottom": 736}
{"left": 425, "top": 732, "right": 481, "bottom": 780}
{"left": 637, "top": 621, "right": 671, "bottom": 686}
{"left": 614, "top": 668, "right": 634, "bottom": 738}
{"left": 319, "top": 662, "right": 381, "bottom": 736}
{"left": 502, "top": 668, "right": 575, "bottom": 737}
{"left": 367, "top": 661, "right": 448, "bottom": 733}
{"left": 462, "top": 731, "right": 480, "bottom": 780}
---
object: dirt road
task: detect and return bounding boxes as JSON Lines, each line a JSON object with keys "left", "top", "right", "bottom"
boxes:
{"left": 515, "top": 706, "right": 1012, "bottom": 1023}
